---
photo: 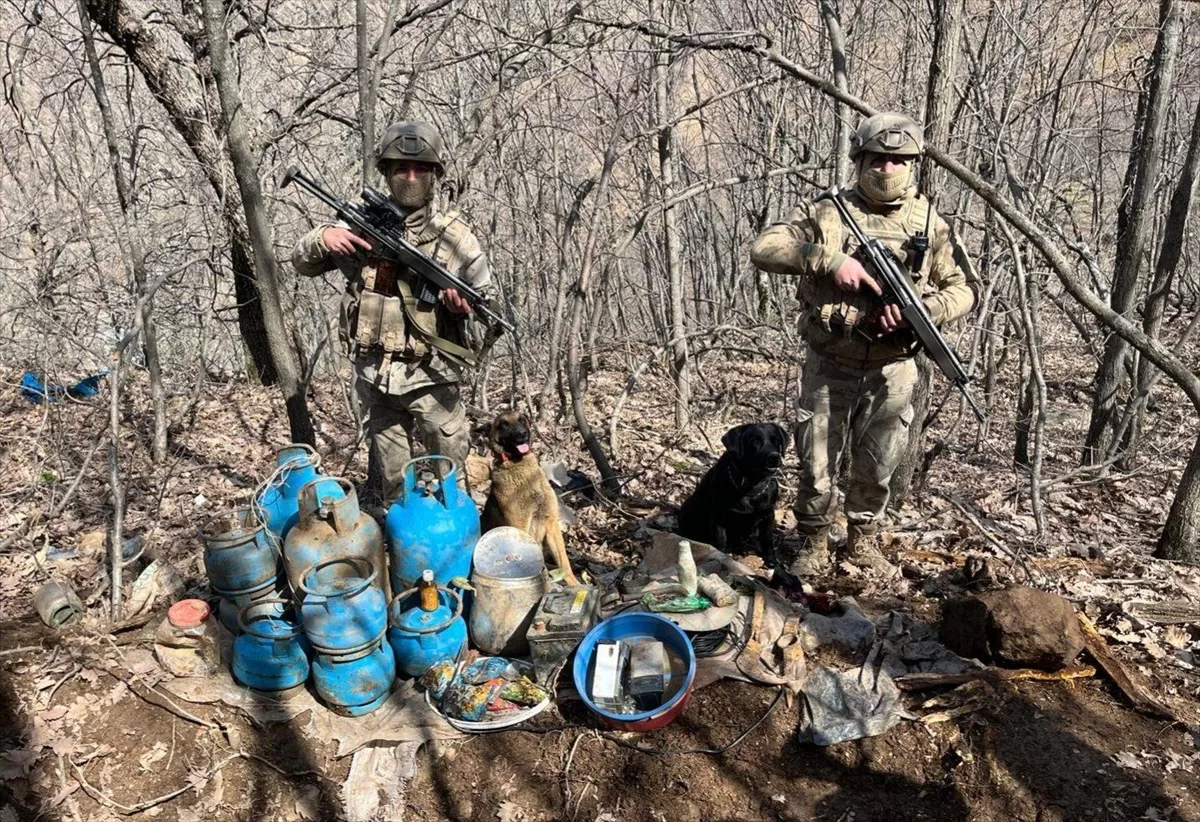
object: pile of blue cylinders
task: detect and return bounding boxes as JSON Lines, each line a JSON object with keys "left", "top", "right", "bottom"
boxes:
{"left": 300, "top": 556, "right": 394, "bottom": 716}
{"left": 200, "top": 447, "right": 483, "bottom": 715}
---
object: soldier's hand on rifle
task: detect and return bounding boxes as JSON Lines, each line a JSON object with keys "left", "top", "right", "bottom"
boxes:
{"left": 833, "top": 256, "right": 883, "bottom": 297}
{"left": 874, "top": 303, "right": 910, "bottom": 337}
{"left": 322, "top": 226, "right": 372, "bottom": 256}
{"left": 441, "top": 288, "right": 471, "bottom": 315}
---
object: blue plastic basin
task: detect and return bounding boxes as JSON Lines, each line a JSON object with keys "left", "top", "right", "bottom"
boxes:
{"left": 572, "top": 612, "right": 696, "bottom": 731}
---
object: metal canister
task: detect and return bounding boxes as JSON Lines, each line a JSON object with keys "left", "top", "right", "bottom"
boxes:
{"left": 217, "top": 575, "right": 289, "bottom": 634}
{"left": 232, "top": 599, "right": 311, "bottom": 693}
{"left": 32, "top": 581, "right": 84, "bottom": 628}
{"left": 299, "top": 557, "right": 387, "bottom": 656}
{"left": 201, "top": 507, "right": 279, "bottom": 596}
{"left": 469, "top": 527, "right": 546, "bottom": 656}
{"left": 311, "top": 638, "right": 395, "bottom": 716}
{"left": 387, "top": 584, "right": 467, "bottom": 678}
{"left": 284, "top": 477, "right": 388, "bottom": 599}
{"left": 256, "top": 443, "right": 321, "bottom": 542}
{"left": 385, "top": 456, "right": 480, "bottom": 592}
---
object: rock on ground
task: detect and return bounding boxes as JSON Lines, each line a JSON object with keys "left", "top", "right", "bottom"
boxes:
{"left": 940, "top": 586, "right": 1085, "bottom": 670}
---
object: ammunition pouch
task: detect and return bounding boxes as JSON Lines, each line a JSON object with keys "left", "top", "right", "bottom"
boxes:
{"left": 347, "top": 212, "right": 479, "bottom": 367}
{"left": 814, "top": 302, "right": 872, "bottom": 338}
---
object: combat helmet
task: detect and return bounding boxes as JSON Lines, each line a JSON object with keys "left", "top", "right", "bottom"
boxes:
{"left": 375, "top": 122, "right": 446, "bottom": 175}
{"left": 849, "top": 113, "right": 923, "bottom": 160}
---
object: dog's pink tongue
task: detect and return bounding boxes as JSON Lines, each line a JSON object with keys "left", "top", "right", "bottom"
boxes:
{"left": 517, "top": 443, "right": 531, "bottom": 454}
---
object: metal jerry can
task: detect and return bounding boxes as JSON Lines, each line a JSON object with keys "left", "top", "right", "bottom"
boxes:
{"left": 284, "top": 477, "right": 388, "bottom": 599}
{"left": 299, "top": 557, "right": 388, "bottom": 656}
{"left": 385, "top": 456, "right": 480, "bottom": 592}
{"left": 387, "top": 572, "right": 467, "bottom": 678}
{"left": 232, "top": 600, "right": 311, "bottom": 693}
{"left": 257, "top": 443, "right": 322, "bottom": 542}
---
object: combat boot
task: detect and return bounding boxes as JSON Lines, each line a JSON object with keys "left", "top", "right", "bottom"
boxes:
{"left": 788, "top": 530, "right": 832, "bottom": 577}
{"left": 844, "top": 524, "right": 899, "bottom": 578}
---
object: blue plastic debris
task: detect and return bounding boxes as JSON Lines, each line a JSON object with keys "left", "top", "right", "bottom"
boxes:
{"left": 21, "top": 371, "right": 107, "bottom": 403}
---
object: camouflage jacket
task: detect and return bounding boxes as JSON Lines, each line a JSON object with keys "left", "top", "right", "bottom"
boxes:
{"left": 292, "top": 205, "right": 492, "bottom": 395}
{"left": 751, "top": 187, "right": 976, "bottom": 368}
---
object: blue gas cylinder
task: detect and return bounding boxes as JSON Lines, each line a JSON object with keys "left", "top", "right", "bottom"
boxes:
{"left": 385, "top": 456, "right": 480, "bottom": 593}
{"left": 201, "top": 507, "right": 279, "bottom": 596}
{"left": 284, "top": 477, "right": 388, "bottom": 600}
{"left": 299, "top": 557, "right": 388, "bottom": 656}
{"left": 218, "top": 577, "right": 288, "bottom": 634}
{"left": 311, "top": 639, "right": 396, "bottom": 716}
{"left": 387, "top": 585, "right": 467, "bottom": 678}
{"left": 232, "top": 600, "right": 311, "bottom": 692}
{"left": 257, "top": 444, "right": 321, "bottom": 542}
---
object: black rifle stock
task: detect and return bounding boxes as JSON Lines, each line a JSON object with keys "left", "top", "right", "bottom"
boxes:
{"left": 281, "top": 165, "right": 513, "bottom": 334}
{"left": 821, "top": 186, "right": 984, "bottom": 422}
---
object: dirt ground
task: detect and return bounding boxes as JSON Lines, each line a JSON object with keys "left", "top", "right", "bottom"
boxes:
{"left": 3, "top": 336, "right": 1200, "bottom": 821}
{"left": 1, "top": 630, "right": 1198, "bottom": 821}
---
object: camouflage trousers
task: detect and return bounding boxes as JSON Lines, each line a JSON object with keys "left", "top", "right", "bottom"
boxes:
{"left": 793, "top": 347, "right": 918, "bottom": 534}
{"left": 356, "top": 380, "right": 468, "bottom": 503}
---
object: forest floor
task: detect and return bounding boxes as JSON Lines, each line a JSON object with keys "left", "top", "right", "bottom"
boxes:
{"left": 2, "top": 333, "right": 1200, "bottom": 821}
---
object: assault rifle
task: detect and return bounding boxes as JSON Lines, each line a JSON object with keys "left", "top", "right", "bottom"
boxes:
{"left": 822, "top": 186, "right": 983, "bottom": 422}
{"left": 281, "top": 166, "right": 514, "bottom": 334}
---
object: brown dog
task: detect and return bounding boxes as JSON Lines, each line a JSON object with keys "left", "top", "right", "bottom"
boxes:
{"left": 482, "top": 410, "right": 579, "bottom": 585}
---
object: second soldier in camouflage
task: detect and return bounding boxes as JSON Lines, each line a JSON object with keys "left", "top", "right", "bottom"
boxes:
{"left": 751, "top": 112, "right": 976, "bottom": 577}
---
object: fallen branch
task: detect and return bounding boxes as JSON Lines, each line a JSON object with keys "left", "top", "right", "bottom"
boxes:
{"left": 895, "top": 665, "right": 1095, "bottom": 691}
{"left": 0, "top": 644, "right": 46, "bottom": 657}
{"left": 946, "top": 495, "right": 1037, "bottom": 582}
{"left": 101, "top": 662, "right": 221, "bottom": 730}
{"left": 72, "top": 753, "right": 240, "bottom": 815}
{"left": 1077, "top": 613, "right": 1179, "bottom": 723}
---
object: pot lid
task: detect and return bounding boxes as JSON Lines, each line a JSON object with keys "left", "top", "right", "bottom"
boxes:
{"left": 168, "top": 599, "right": 210, "bottom": 628}
{"left": 472, "top": 527, "right": 544, "bottom": 579}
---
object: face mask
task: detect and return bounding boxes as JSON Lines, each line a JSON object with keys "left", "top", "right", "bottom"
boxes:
{"left": 857, "top": 161, "right": 912, "bottom": 203}
{"left": 387, "top": 173, "right": 435, "bottom": 209}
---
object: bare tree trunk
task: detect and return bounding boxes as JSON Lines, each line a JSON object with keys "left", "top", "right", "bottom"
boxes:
{"left": 199, "top": 0, "right": 314, "bottom": 445}
{"left": 567, "top": 133, "right": 623, "bottom": 494}
{"left": 356, "top": 0, "right": 373, "bottom": 185}
{"left": 1083, "top": 0, "right": 1181, "bottom": 464}
{"left": 818, "top": 0, "right": 851, "bottom": 183}
{"left": 77, "top": 0, "right": 167, "bottom": 464}
{"left": 889, "top": 0, "right": 961, "bottom": 508}
{"left": 1124, "top": 93, "right": 1200, "bottom": 464}
{"left": 103, "top": 264, "right": 184, "bottom": 619}
{"left": 107, "top": 362, "right": 126, "bottom": 621}
{"left": 652, "top": 5, "right": 690, "bottom": 431}
{"left": 85, "top": 0, "right": 276, "bottom": 383}
{"left": 539, "top": 130, "right": 586, "bottom": 417}
{"left": 1159, "top": 437, "right": 1200, "bottom": 561}
{"left": 1006, "top": 228, "right": 1047, "bottom": 535}
{"left": 919, "top": 0, "right": 962, "bottom": 196}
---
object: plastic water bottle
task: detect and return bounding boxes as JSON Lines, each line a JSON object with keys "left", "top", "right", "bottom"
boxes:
{"left": 676, "top": 540, "right": 698, "bottom": 597}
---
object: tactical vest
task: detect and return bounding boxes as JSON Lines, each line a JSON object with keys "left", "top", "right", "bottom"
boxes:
{"left": 799, "top": 192, "right": 937, "bottom": 366}
{"left": 349, "top": 211, "right": 477, "bottom": 367}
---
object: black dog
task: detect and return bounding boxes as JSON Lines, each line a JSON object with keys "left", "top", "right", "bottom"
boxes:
{"left": 676, "top": 422, "right": 788, "bottom": 568}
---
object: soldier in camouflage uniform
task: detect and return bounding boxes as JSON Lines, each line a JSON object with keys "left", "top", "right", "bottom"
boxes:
{"left": 292, "top": 122, "right": 492, "bottom": 503}
{"left": 750, "top": 112, "right": 976, "bottom": 577}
